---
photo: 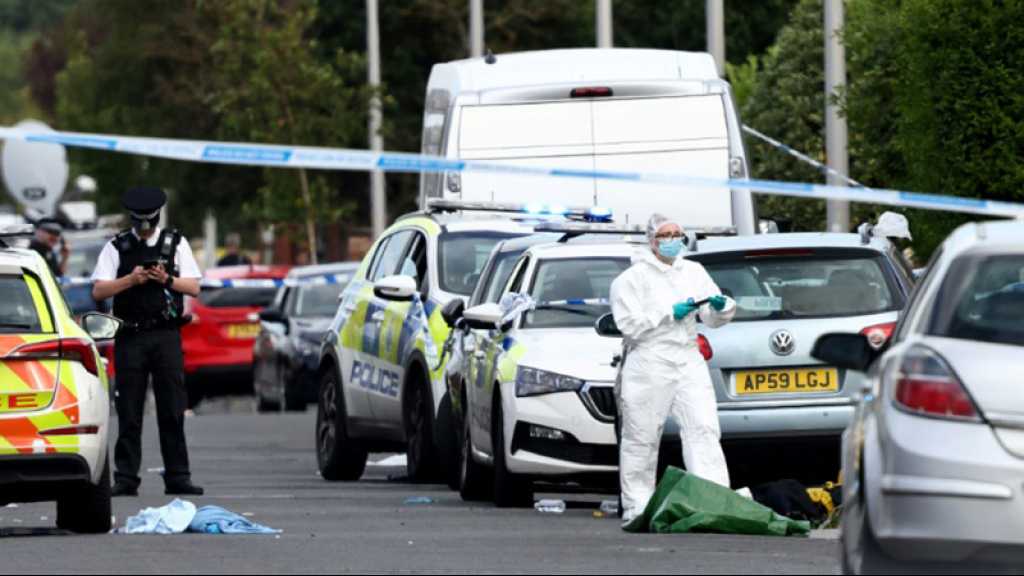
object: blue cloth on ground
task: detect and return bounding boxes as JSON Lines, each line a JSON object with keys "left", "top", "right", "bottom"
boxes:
{"left": 189, "top": 505, "right": 281, "bottom": 534}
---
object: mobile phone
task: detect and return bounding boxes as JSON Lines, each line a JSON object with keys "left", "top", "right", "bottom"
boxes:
{"left": 143, "top": 259, "right": 161, "bottom": 269}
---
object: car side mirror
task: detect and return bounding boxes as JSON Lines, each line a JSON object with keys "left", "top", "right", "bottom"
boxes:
{"left": 81, "top": 312, "right": 121, "bottom": 341}
{"left": 594, "top": 313, "right": 622, "bottom": 338}
{"left": 441, "top": 299, "right": 465, "bottom": 328}
{"left": 374, "top": 275, "right": 418, "bottom": 302}
{"left": 463, "top": 303, "right": 504, "bottom": 331}
{"left": 811, "top": 333, "right": 878, "bottom": 372}
{"left": 259, "top": 307, "right": 286, "bottom": 324}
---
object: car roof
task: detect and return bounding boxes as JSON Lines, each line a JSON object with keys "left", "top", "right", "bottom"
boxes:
{"left": 525, "top": 241, "right": 637, "bottom": 260}
{"left": 286, "top": 262, "right": 360, "bottom": 278}
{"left": 0, "top": 248, "right": 48, "bottom": 276}
{"left": 944, "top": 220, "right": 1024, "bottom": 256}
{"left": 693, "top": 232, "right": 892, "bottom": 254}
{"left": 205, "top": 265, "right": 292, "bottom": 280}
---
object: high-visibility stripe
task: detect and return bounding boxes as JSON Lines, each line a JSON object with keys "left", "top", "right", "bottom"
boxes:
{"left": 23, "top": 274, "right": 53, "bottom": 333}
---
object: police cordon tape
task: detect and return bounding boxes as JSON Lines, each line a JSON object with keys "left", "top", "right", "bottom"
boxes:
{"left": 2, "top": 126, "right": 1023, "bottom": 219}
{"left": 60, "top": 274, "right": 353, "bottom": 288}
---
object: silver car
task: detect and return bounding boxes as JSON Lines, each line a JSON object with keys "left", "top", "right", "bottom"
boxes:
{"left": 815, "top": 221, "right": 1024, "bottom": 574}
{"left": 684, "top": 230, "right": 915, "bottom": 484}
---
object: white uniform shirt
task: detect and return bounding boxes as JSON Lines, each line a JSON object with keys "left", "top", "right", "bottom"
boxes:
{"left": 91, "top": 228, "right": 202, "bottom": 282}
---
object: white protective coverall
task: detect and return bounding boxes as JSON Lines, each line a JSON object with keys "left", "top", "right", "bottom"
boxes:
{"left": 610, "top": 248, "right": 737, "bottom": 522}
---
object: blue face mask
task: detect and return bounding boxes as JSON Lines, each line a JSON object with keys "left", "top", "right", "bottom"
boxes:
{"left": 657, "top": 238, "right": 683, "bottom": 258}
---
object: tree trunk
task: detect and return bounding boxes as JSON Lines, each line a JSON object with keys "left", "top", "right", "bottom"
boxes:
{"left": 297, "top": 167, "right": 317, "bottom": 265}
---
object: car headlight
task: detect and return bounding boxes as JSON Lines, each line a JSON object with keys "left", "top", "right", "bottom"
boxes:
{"left": 515, "top": 367, "right": 584, "bottom": 397}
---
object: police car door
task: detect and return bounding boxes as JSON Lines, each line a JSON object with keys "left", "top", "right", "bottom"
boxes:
{"left": 473, "top": 254, "right": 531, "bottom": 454}
{"left": 371, "top": 230, "right": 429, "bottom": 428}
{"left": 346, "top": 230, "right": 415, "bottom": 421}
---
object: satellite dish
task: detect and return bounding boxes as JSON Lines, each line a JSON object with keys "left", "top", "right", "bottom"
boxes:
{"left": 2, "top": 119, "right": 69, "bottom": 217}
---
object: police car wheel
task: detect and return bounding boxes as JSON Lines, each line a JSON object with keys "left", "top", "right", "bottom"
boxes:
{"left": 434, "top": 393, "right": 460, "bottom": 491}
{"left": 404, "top": 378, "right": 438, "bottom": 482}
{"left": 316, "top": 369, "right": 367, "bottom": 481}
{"left": 492, "top": 392, "right": 533, "bottom": 508}
{"left": 458, "top": 392, "right": 492, "bottom": 502}
{"left": 56, "top": 455, "right": 112, "bottom": 534}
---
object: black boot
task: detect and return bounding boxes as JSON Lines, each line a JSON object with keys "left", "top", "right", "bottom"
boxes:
{"left": 112, "top": 482, "right": 139, "bottom": 497}
{"left": 165, "top": 480, "right": 204, "bottom": 496}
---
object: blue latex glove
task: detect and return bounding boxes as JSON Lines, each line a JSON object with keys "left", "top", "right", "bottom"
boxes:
{"left": 709, "top": 295, "right": 728, "bottom": 311}
{"left": 672, "top": 298, "right": 698, "bottom": 320}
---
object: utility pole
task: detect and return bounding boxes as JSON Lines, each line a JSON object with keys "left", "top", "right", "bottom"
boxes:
{"left": 469, "top": 0, "right": 484, "bottom": 58}
{"left": 367, "top": 0, "right": 386, "bottom": 239}
{"left": 596, "top": 0, "right": 613, "bottom": 48}
{"left": 824, "top": 0, "right": 849, "bottom": 232}
{"left": 706, "top": 0, "right": 725, "bottom": 77}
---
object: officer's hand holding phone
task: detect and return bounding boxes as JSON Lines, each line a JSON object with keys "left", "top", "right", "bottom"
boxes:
{"left": 129, "top": 266, "right": 149, "bottom": 286}
{"left": 146, "top": 263, "right": 169, "bottom": 285}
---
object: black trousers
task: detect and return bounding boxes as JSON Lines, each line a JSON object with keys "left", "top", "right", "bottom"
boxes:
{"left": 113, "top": 328, "right": 191, "bottom": 488}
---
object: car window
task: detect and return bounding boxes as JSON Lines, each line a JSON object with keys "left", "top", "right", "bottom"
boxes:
{"left": 400, "top": 232, "right": 429, "bottom": 294}
{"left": 293, "top": 284, "right": 346, "bottom": 318}
{"left": 438, "top": 231, "right": 524, "bottom": 296}
{"left": 0, "top": 275, "right": 45, "bottom": 333}
{"left": 370, "top": 230, "right": 415, "bottom": 282}
{"left": 506, "top": 256, "right": 530, "bottom": 294}
{"left": 478, "top": 250, "right": 528, "bottom": 305}
{"left": 693, "top": 249, "right": 902, "bottom": 321}
{"left": 198, "top": 287, "right": 278, "bottom": 309}
{"left": 522, "top": 257, "right": 630, "bottom": 329}
{"left": 928, "top": 253, "right": 1024, "bottom": 347}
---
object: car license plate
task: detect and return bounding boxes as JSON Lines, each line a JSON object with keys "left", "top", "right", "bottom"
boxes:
{"left": 734, "top": 368, "right": 839, "bottom": 395}
{"left": 226, "top": 323, "right": 261, "bottom": 339}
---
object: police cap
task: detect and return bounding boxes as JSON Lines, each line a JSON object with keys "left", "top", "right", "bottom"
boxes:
{"left": 37, "top": 217, "right": 63, "bottom": 236}
{"left": 121, "top": 187, "right": 167, "bottom": 216}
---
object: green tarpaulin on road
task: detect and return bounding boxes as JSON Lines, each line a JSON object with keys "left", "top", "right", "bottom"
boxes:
{"left": 623, "top": 467, "right": 811, "bottom": 536}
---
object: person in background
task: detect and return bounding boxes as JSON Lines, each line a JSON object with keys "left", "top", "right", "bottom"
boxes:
{"left": 92, "top": 186, "right": 204, "bottom": 497}
{"left": 29, "top": 217, "right": 69, "bottom": 277}
{"left": 217, "top": 232, "right": 251, "bottom": 267}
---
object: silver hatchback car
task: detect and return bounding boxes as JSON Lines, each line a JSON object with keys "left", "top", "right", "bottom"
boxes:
{"left": 815, "top": 221, "right": 1024, "bottom": 574}
{"left": 678, "top": 229, "right": 915, "bottom": 484}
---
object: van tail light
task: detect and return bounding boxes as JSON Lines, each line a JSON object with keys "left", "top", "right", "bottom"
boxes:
{"left": 9, "top": 338, "right": 100, "bottom": 377}
{"left": 892, "top": 346, "right": 978, "bottom": 421}
{"left": 697, "top": 334, "right": 713, "bottom": 361}
{"left": 570, "top": 86, "right": 613, "bottom": 98}
{"left": 861, "top": 322, "right": 896, "bottom": 350}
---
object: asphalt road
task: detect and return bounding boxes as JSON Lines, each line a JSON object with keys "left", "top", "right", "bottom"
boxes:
{"left": 0, "top": 398, "right": 840, "bottom": 574}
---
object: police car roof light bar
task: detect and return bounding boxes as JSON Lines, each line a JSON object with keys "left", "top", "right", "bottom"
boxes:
{"left": 532, "top": 221, "right": 646, "bottom": 242}
{"left": 425, "top": 199, "right": 613, "bottom": 222}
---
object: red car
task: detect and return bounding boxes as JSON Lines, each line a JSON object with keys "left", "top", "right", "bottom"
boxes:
{"left": 182, "top": 265, "right": 290, "bottom": 406}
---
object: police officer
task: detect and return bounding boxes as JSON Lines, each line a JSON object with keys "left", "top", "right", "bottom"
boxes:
{"left": 91, "top": 187, "right": 204, "bottom": 497}
{"left": 29, "top": 217, "right": 69, "bottom": 277}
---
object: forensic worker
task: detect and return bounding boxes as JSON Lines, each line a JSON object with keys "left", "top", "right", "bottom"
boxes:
{"left": 609, "top": 213, "right": 737, "bottom": 525}
{"left": 29, "top": 217, "right": 69, "bottom": 277}
{"left": 91, "top": 187, "right": 204, "bottom": 497}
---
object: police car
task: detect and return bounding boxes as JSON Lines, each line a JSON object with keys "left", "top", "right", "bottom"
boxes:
{"left": 446, "top": 224, "right": 640, "bottom": 505}
{"left": 315, "top": 201, "right": 611, "bottom": 483}
{"left": 0, "top": 225, "right": 119, "bottom": 533}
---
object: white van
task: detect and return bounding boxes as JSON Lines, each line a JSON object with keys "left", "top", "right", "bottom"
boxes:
{"left": 420, "top": 48, "right": 756, "bottom": 234}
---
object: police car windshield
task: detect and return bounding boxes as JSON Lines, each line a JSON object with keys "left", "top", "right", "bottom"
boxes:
{"left": 522, "top": 257, "right": 630, "bottom": 329}
{"left": 693, "top": 249, "right": 902, "bottom": 321}
{"left": 198, "top": 287, "right": 278, "bottom": 309}
{"left": 439, "top": 232, "right": 525, "bottom": 296}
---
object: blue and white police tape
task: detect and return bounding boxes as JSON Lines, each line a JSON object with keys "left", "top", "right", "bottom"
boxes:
{"left": 537, "top": 298, "right": 610, "bottom": 307}
{"left": 741, "top": 125, "right": 872, "bottom": 190}
{"left": 199, "top": 274, "right": 352, "bottom": 289}
{"left": 3, "top": 125, "right": 1023, "bottom": 219}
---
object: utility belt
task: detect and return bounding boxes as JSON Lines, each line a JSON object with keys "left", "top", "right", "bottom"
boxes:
{"left": 117, "top": 314, "right": 191, "bottom": 335}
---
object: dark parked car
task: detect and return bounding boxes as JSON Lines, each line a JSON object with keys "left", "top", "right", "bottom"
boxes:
{"left": 253, "top": 262, "right": 358, "bottom": 412}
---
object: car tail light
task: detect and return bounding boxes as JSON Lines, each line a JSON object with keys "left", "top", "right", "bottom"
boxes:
{"left": 570, "top": 86, "right": 613, "bottom": 98}
{"left": 861, "top": 322, "right": 896, "bottom": 350}
{"left": 9, "top": 338, "right": 100, "bottom": 377}
{"left": 40, "top": 425, "right": 99, "bottom": 436}
{"left": 697, "top": 334, "right": 713, "bottom": 361}
{"left": 892, "top": 346, "right": 978, "bottom": 421}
